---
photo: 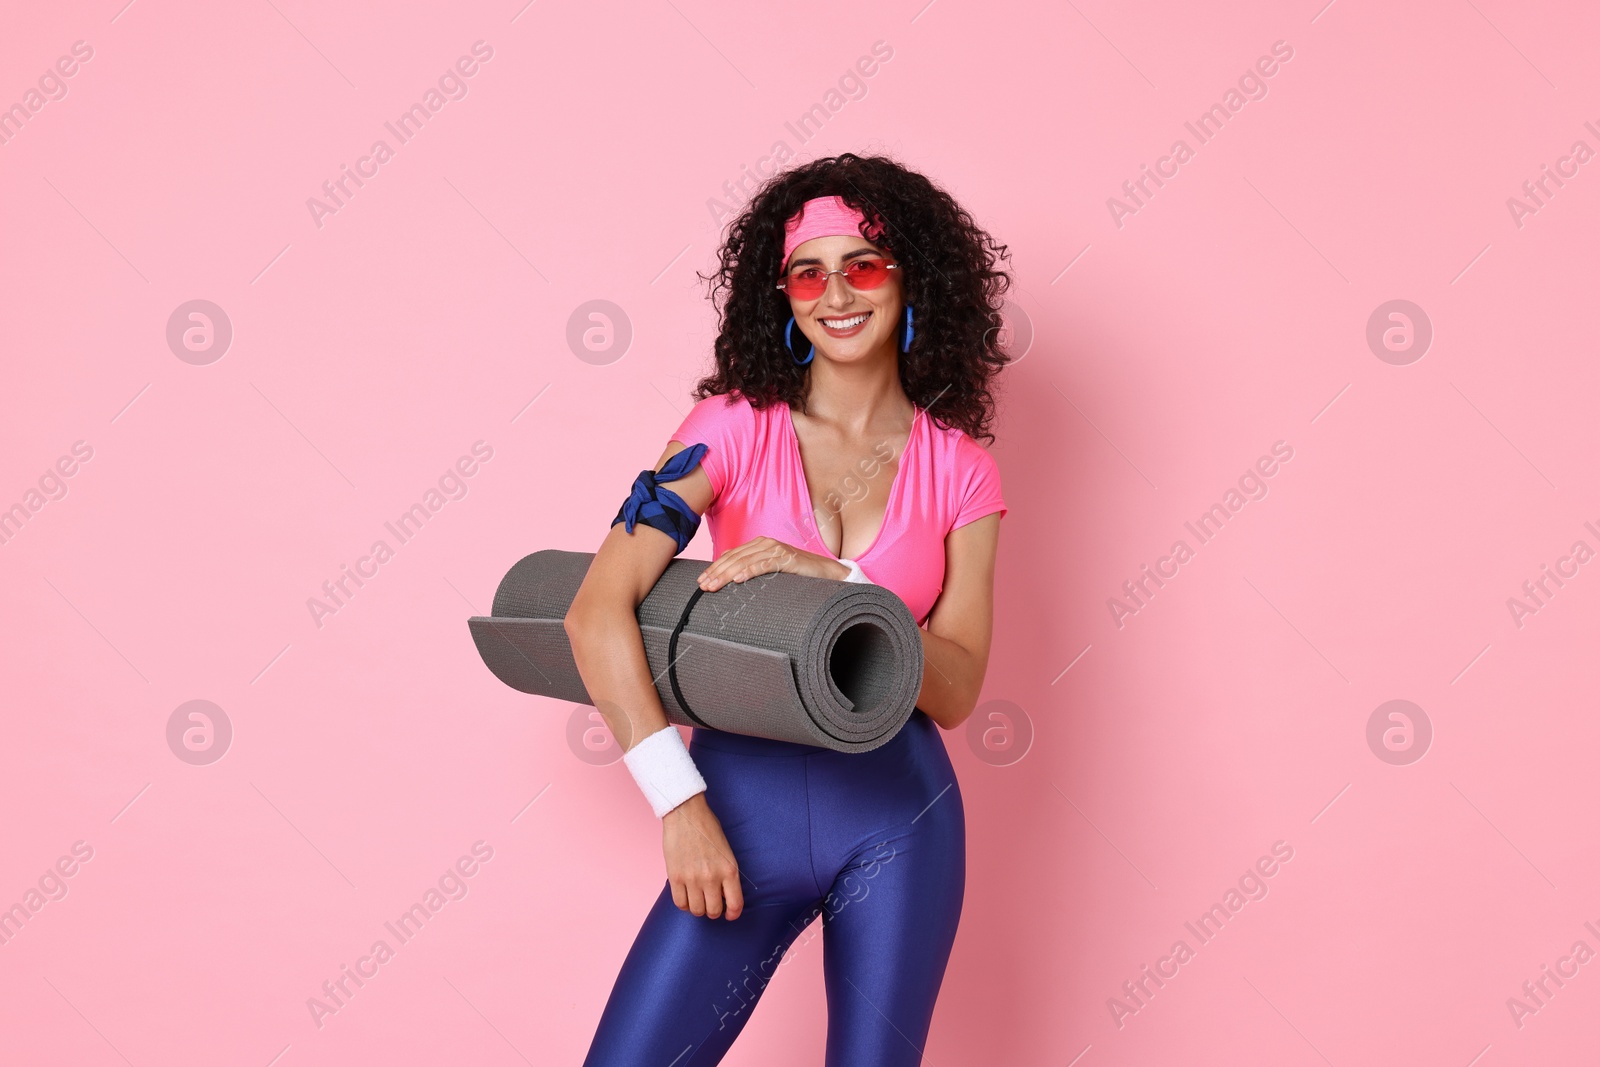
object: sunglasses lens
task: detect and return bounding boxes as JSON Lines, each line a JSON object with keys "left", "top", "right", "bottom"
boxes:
{"left": 786, "top": 269, "right": 828, "bottom": 299}
{"left": 845, "top": 260, "right": 891, "bottom": 289}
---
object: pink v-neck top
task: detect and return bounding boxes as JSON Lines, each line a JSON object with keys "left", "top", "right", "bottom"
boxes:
{"left": 669, "top": 392, "right": 1007, "bottom": 625}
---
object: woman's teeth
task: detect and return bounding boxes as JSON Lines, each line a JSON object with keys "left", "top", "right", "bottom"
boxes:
{"left": 821, "top": 312, "right": 870, "bottom": 328}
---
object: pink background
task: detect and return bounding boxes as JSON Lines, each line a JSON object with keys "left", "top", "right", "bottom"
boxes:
{"left": 3, "top": 1, "right": 1598, "bottom": 1063}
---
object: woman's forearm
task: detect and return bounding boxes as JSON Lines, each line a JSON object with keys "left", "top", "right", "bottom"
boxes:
{"left": 564, "top": 599, "right": 674, "bottom": 752}
{"left": 914, "top": 625, "right": 984, "bottom": 730}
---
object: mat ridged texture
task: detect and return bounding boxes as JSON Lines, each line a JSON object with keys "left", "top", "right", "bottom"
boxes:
{"left": 467, "top": 549, "right": 923, "bottom": 752}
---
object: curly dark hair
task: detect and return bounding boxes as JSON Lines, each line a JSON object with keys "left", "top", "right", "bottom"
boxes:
{"left": 691, "top": 152, "right": 1013, "bottom": 444}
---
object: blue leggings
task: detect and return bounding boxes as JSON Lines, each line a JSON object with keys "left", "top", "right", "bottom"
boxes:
{"left": 582, "top": 711, "right": 966, "bottom": 1066}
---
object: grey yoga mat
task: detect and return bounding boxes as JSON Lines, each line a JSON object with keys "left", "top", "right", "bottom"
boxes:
{"left": 467, "top": 549, "right": 924, "bottom": 753}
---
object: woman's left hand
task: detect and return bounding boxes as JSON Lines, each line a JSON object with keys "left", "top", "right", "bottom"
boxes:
{"left": 696, "top": 536, "right": 845, "bottom": 591}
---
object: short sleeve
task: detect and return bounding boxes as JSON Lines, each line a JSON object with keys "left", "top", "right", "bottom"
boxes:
{"left": 952, "top": 440, "right": 1007, "bottom": 530}
{"left": 667, "top": 392, "right": 750, "bottom": 509}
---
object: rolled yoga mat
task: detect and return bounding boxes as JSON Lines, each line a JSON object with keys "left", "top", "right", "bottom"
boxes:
{"left": 467, "top": 548, "right": 924, "bottom": 753}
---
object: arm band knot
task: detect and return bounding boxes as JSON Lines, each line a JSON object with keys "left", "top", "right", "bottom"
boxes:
{"left": 611, "top": 442, "right": 710, "bottom": 555}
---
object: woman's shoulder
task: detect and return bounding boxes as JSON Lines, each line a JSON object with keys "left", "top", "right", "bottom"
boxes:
{"left": 675, "top": 390, "right": 760, "bottom": 442}
{"left": 696, "top": 389, "right": 753, "bottom": 411}
{"left": 923, "top": 411, "right": 1000, "bottom": 476}
{"left": 922, "top": 413, "right": 1006, "bottom": 526}
{"left": 670, "top": 391, "right": 768, "bottom": 503}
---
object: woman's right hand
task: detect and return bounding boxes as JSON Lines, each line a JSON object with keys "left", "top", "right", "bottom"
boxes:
{"left": 662, "top": 793, "right": 744, "bottom": 920}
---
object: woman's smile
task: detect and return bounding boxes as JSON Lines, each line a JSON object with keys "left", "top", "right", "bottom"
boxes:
{"left": 818, "top": 310, "right": 872, "bottom": 338}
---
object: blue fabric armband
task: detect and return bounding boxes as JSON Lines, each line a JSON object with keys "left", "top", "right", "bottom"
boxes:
{"left": 611, "top": 442, "right": 710, "bottom": 555}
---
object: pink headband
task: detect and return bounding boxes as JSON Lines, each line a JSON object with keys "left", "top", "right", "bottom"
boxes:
{"left": 782, "top": 195, "right": 887, "bottom": 268}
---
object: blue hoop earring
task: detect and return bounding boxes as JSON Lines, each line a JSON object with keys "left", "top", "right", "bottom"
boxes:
{"left": 785, "top": 316, "right": 815, "bottom": 365}
{"left": 901, "top": 304, "right": 915, "bottom": 354}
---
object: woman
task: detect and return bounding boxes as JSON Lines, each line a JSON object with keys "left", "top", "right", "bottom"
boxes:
{"left": 566, "top": 152, "right": 1012, "bottom": 1066}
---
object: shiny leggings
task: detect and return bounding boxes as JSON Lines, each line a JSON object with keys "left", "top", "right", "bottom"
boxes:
{"left": 581, "top": 711, "right": 966, "bottom": 1066}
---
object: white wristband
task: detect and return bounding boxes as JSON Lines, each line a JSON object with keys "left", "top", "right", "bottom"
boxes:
{"left": 838, "top": 557, "right": 874, "bottom": 584}
{"left": 622, "top": 724, "right": 707, "bottom": 818}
